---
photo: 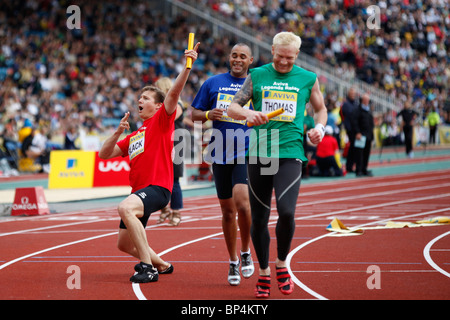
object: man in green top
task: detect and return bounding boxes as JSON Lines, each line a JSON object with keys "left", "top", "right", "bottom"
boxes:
{"left": 426, "top": 106, "right": 440, "bottom": 144}
{"left": 228, "top": 31, "right": 327, "bottom": 298}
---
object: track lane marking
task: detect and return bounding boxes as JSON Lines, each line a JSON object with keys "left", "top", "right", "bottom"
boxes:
{"left": 134, "top": 192, "right": 450, "bottom": 300}
{"left": 1, "top": 171, "right": 449, "bottom": 299}
{"left": 286, "top": 206, "right": 450, "bottom": 300}
{"left": 423, "top": 230, "right": 450, "bottom": 279}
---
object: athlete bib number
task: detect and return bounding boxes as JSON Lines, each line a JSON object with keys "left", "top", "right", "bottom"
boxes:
{"left": 261, "top": 90, "right": 297, "bottom": 122}
{"left": 129, "top": 131, "right": 145, "bottom": 160}
{"left": 216, "top": 93, "right": 251, "bottom": 125}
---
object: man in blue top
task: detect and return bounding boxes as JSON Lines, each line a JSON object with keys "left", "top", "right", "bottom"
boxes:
{"left": 191, "top": 43, "right": 254, "bottom": 286}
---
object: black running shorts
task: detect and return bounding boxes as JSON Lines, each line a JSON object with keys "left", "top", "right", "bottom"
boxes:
{"left": 212, "top": 163, "right": 248, "bottom": 199}
{"left": 119, "top": 185, "right": 171, "bottom": 229}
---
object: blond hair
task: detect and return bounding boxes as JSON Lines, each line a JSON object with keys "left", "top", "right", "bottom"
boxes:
{"left": 273, "top": 32, "right": 302, "bottom": 50}
{"left": 155, "top": 77, "right": 173, "bottom": 94}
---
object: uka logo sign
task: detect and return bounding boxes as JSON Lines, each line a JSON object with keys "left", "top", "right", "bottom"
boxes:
{"left": 98, "top": 160, "right": 130, "bottom": 172}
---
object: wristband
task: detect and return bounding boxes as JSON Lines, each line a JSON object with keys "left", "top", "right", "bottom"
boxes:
{"left": 315, "top": 123, "right": 325, "bottom": 139}
{"left": 205, "top": 111, "right": 210, "bottom": 120}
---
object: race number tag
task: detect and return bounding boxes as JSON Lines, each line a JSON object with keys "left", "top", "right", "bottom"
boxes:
{"left": 261, "top": 90, "right": 297, "bottom": 122}
{"left": 216, "top": 93, "right": 251, "bottom": 125}
{"left": 129, "top": 131, "right": 145, "bottom": 160}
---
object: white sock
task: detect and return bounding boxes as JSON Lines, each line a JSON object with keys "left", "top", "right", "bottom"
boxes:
{"left": 229, "top": 259, "right": 239, "bottom": 265}
{"left": 240, "top": 249, "right": 250, "bottom": 255}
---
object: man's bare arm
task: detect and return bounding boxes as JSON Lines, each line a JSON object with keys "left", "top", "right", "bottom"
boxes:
{"left": 165, "top": 42, "right": 200, "bottom": 115}
{"left": 228, "top": 75, "right": 268, "bottom": 125}
{"left": 99, "top": 112, "right": 128, "bottom": 159}
{"left": 307, "top": 79, "right": 328, "bottom": 144}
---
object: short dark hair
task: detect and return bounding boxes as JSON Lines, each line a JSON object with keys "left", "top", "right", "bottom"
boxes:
{"left": 232, "top": 43, "right": 252, "bottom": 56}
{"left": 141, "top": 85, "right": 165, "bottom": 103}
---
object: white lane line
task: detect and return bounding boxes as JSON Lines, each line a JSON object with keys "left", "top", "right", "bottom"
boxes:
{"left": 0, "top": 232, "right": 117, "bottom": 271}
{"left": 134, "top": 190, "right": 450, "bottom": 300}
{"left": 132, "top": 231, "right": 225, "bottom": 300}
{"left": 133, "top": 191, "right": 450, "bottom": 300}
{"left": 423, "top": 230, "right": 450, "bottom": 279}
{"left": 0, "top": 216, "right": 215, "bottom": 271}
{"left": 286, "top": 206, "right": 450, "bottom": 300}
{"left": 0, "top": 219, "right": 111, "bottom": 237}
{"left": 2, "top": 173, "right": 449, "bottom": 299}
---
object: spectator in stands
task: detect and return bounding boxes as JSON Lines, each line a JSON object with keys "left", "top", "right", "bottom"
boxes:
{"left": 341, "top": 87, "right": 358, "bottom": 173}
{"left": 380, "top": 115, "right": 401, "bottom": 147}
{"left": 444, "top": 102, "right": 450, "bottom": 125}
{"left": 20, "top": 125, "right": 50, "bottom": 172}
{"left": 208, "top": 0, "right": 448, "bottom": 124}
{"left": 64, "top": 125, "right": 79, "bottom": 150}
{"left": 325, "top": 97, "right": 338, "bottom": 136}
{"left": 397, "top": 99, "right": 419, "bottom": 158}
{"left": 18, "top": 119, "right": 33, "bottom": 143}
{"left": 0, "top": 0, "right": 448, "bottom": 163}
{"left": 426, "top": 106, "right": 441, "bottom": 144}
{"left": 315, "top": 125, "right": 343, "bottom": 177}
{"left": 351, "top": 93, "right": 374, "bottom": 177}
{"left": 1, "top": 118, "right": 18, "bottom": 145}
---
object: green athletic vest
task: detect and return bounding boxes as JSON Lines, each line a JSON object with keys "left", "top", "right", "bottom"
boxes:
{"left": 249, "top": 63, "right": 317, "bottom": 162}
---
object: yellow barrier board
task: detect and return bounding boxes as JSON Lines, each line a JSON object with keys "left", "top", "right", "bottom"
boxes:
{"left": 48, "top": 150, "right": 96, "bottom": 189}
{"left": 438, "top": 126, "right": 450, "bottom": 144}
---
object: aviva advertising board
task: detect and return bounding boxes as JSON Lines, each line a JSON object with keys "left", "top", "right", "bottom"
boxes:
{"left": 48, "top": 150, "right": 96, "bottom": 188}
{"left": 48, "top": 150, "right": 131, "bottom": 189}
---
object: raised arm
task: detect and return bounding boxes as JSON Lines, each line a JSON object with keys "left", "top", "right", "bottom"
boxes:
{"left": 164, "top": 42, "right": 200, "bottom": 115}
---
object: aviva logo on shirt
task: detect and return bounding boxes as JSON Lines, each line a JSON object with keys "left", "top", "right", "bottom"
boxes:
{"left": 218, "top": 93, "right": 234, "bottom": 102}
{"left": 263, "top": 91, "right": 296, "bottom": 101}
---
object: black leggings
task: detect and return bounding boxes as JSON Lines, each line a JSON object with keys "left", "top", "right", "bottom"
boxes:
{"left": 247, "top": 158, "right": 302, "bottom": 270}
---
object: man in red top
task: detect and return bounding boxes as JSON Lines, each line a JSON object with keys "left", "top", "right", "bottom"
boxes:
{"left": 99, "top": 42, "right": 200, "bottom": 283}
{"left": 315, "top": 125, "right": 343, "bottom": 176}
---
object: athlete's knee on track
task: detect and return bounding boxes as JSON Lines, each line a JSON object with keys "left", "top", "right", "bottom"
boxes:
{"left": 235, "top": 201, "right": 250, "bottom": 216}
{"left": 117, "top": 203, "right": 129, "bottom": 220}
{"left": 277, "top": 212, "right": 295, "bottom": 228}
{"left": 222, "top": 208, "right": 237, "bottom": 223}
{"left": 117, "top": 201, "right": 136, "bottom": 222}
{"left": 276, "top": 202, "right": 296, "bottom": 220}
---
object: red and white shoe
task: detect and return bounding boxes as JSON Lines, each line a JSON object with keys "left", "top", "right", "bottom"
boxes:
{"left": 276, "top": 267, "right": 294, "bottom": 295}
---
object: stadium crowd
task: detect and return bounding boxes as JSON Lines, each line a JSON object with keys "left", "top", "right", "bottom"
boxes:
{"left": 0, "top": 0, "right": 449, "bottom": 175}
{"left": 206, "top": 0, "right": 448, "bottom": 116}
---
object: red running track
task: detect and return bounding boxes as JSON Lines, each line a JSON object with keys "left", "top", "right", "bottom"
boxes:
{"left": 0, "top": 170, "right": 449, "bottom": 301}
